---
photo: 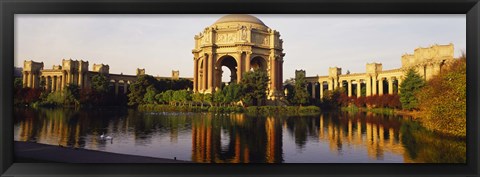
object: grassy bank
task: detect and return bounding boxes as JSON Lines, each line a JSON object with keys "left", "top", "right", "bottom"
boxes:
{"left": 138, "top": 104, "right": 321, "bottom": 116}
{"left": 341, "top": 105, "right": 397, "bottom": 116}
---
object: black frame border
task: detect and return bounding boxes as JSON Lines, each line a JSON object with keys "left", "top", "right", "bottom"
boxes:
{"left": 1, "top": 0, "right": 479, "bottom": 176}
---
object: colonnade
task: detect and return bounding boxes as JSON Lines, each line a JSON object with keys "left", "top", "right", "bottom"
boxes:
{"left": 40, "top": 71, "right": 88, "bottom": 92}
{"left": 22, "top": 71, "right": 40, "bottom": 88}
{"left": 111, "top": 80, "right": 130, "bottom": 95}
{"left": 307, "top": 74, "right": 403, "bottom": 99}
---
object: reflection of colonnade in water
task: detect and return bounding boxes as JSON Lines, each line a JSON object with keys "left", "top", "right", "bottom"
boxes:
{"left": 16, "top": 109, "right": 85, "bottom": 147}
{"left": 15, "top": 109, "right": 134, "bottom": 149}
{"left": 317, "top": 112, "right": 411, "bottom": 162}
{"left": 191, "top": 114, "right": 283, "bottom": 163}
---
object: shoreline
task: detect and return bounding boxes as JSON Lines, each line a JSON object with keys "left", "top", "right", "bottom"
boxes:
{"left": 15, "top": 141, "right": 190, "bottom": 163}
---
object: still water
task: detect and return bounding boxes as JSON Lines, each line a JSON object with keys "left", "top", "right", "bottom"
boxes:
{"left": 14, "top": 108, "right": 465, "bottom": 163}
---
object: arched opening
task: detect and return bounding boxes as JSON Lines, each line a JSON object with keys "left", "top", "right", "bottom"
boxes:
{"left": 352, "top": 80, "right": 359, "bottom": 97}
{"left": 393, "top": 79, "right": 399, "bottom": 94}
{"left": 250, "top": 56, "right": 267, "bottom": 71}
{"left": 216, "top": 55, "right": 238, "bottom": 87}
{"left": 307, "top": 82, "right": 313, "bottom": 98}
{"left": 341, "top": 80, "right": 348, "bottom": 94}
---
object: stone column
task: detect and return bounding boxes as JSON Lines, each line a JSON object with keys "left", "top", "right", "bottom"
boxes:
{"left": 46, "top": 76, "right": 51, "bottom": 92}
{"left": 202, "top": 57, "right": 208, "bottom": 92}
{"left": 312, "top": 83, "right": 316, "bottom": 99}
{"left": 208, "top": 53, "right": 214, "bottom": 92}
{"left": 115, "top": 81, "right": 119, "bottom": 95}
{"left": 397, "top": 78, "right": 403, "bottom": 94}
{"left": 279, "top": 60, "right": 283, "bottom": 90}
{"left": 378, "top": 78, "right": 384, "bottom": 95}
{"left": 271, "top": 58, "right": 276, "bottom": 91}
{"left": 319, "top": 82, "right": 324, "bottom": 99}
{"left": 276, "top": 60, "right": 280, "bottom": 89}
{"left": 356, "top": 80, "right": 361, "bottom": 97}
{"left": 26, "top": 72, "right": 30, "bottom": 87}
{"left": 78, "top": 72, "right": 83, "bottom": 88}
{"left": 52, "top": 76, "right": 57, "bottom": 92}
{"left": 66, "top": 71, "right": 70, "bottom": 85}
{"left": 333, "top": 78, "right": 337, "bottom": 90}
{"left": 63, "top": 72, "right": 67, "bottom": 88}
{"left": 372, "top": 76, "right": 377, "bottom": 95}
{"left": 26, "top": 72, "right": 31, "bottom": 87}
{"left": 59, "top": 76, "right": 63, "bottom": 91}
{"left": 366, "top": 76, "right": 371, "bottom": 96}
{"left": 71, "top": 72, "right": 75, "bottom": 85}
{"left": 237, "top": 52, "right": 243, "bottom": 83}
{"left": 245, "top": 52, "right": 251, "bottom": 72}
{"left": 347, "top": 80, "right": 352, "bottom": 97}
{"left": 32, "top": 73, "right": 37, "bottom": 89}
{"left": 388, "top": 78, "right": 394, "bottom": 95}
{"left": 22, "top": 72, "right": 27, "bottom": 87}
{"left": 328, "top": 79, "right": 333, "bottom": 91}
{"left": 193, "top": 58, "right": 198, "bottom": 92}
{"left": 57, "top": 76, "right": 62, "bottom": 91}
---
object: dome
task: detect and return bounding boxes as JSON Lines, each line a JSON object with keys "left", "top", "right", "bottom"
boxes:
{"left": 214, "top": 14, "right": 266, "bottom": 26}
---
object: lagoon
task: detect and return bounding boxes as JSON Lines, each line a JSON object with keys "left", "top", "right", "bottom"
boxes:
{"left": 13, "top": 108, "right": 465, "bottom": 163}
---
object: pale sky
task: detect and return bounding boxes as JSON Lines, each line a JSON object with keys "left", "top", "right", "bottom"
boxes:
{"left": 15, "top": 14, "right": 466, "bottom": 81}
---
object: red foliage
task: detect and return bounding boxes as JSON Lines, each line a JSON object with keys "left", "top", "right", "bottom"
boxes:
{"left": 346, "top": 94, "right": 400, "bottom": 109}
{"left": 23, "top": 88, "right": 42, "bottom": 103}
{"left": 354, "top": 96, "right": 366, "bottom": 107}
{"left": 337, "top": 93, "right": 350, "bottom": 107}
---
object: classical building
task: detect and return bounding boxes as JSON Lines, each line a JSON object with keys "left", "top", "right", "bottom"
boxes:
{"left": 22, "top": 59, "right": 191, "bottom": 95}
{"left": 192, "top": 14, "right": 285, "bottom": 100}
{"left": 302, "top": 44, "right": 456, "bottom": 100}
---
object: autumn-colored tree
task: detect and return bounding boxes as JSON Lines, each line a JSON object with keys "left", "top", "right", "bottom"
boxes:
{"left": 417, "top": 57, "right": 466, "bottom": 137}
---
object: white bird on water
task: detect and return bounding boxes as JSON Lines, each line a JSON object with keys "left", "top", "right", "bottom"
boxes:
{"left": 100, "top": 132, "right": 113, "bottom": 141}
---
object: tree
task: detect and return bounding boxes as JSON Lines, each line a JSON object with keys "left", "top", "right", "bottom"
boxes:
{"left": 143, "top": 85, "right": 158, "bottom": 104}
{"left": 128, "top": 75, "right": 159, "bottom": 106}
{"left": 213, "top": 89, "right": 225, "bottom": 106}
{"left": 91, "top": 74, "right": 109, "bottom": 93}
{"left": 64, "top": 84, "right": 80, "bottom": 106}
{"left": 417, "top": 57, "right": 466, "bottom": 137}
{"left": 192, "top": 92, "right": 205, "bottom": 108}
{"left": 162, "top": 90, "right": 174, "bottom": 105}
{"left": 399, "top": 69, "right": 425, "bottom": 110}
{"left": 240, "top": 70, "right": 269, "bottom": 106}
{"left": 321, "top": 88, "right": 344, "bottom": 109}
{"left": 222, "top": 83, "right": 243, "bottom": 106}
{"left": 203, "top": 93, "right": 213, "bottom": 107}
{"left": 14, "top": 78, "right": 23, "bottom": 90}
{"left": 292, "top": 71, "right": 309, "bottom": 106}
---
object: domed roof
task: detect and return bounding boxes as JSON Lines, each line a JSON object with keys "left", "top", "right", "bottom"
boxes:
{"left": 214, "top": 14, "right": 266, "bottom": 26}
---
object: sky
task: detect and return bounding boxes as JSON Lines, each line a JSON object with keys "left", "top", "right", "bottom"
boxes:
{"left": 15, "top": 14, "right": 466, "bottom": 81}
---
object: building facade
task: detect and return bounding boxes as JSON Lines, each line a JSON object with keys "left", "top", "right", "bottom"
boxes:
{"left": 303, "top": 44, "right": 456, "bottom": 100}
{"left": 192, "top": 14, "right": 285, "bottom": 100}
{"left": 22, "top": 59, "right": 191, "bottom": 95}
